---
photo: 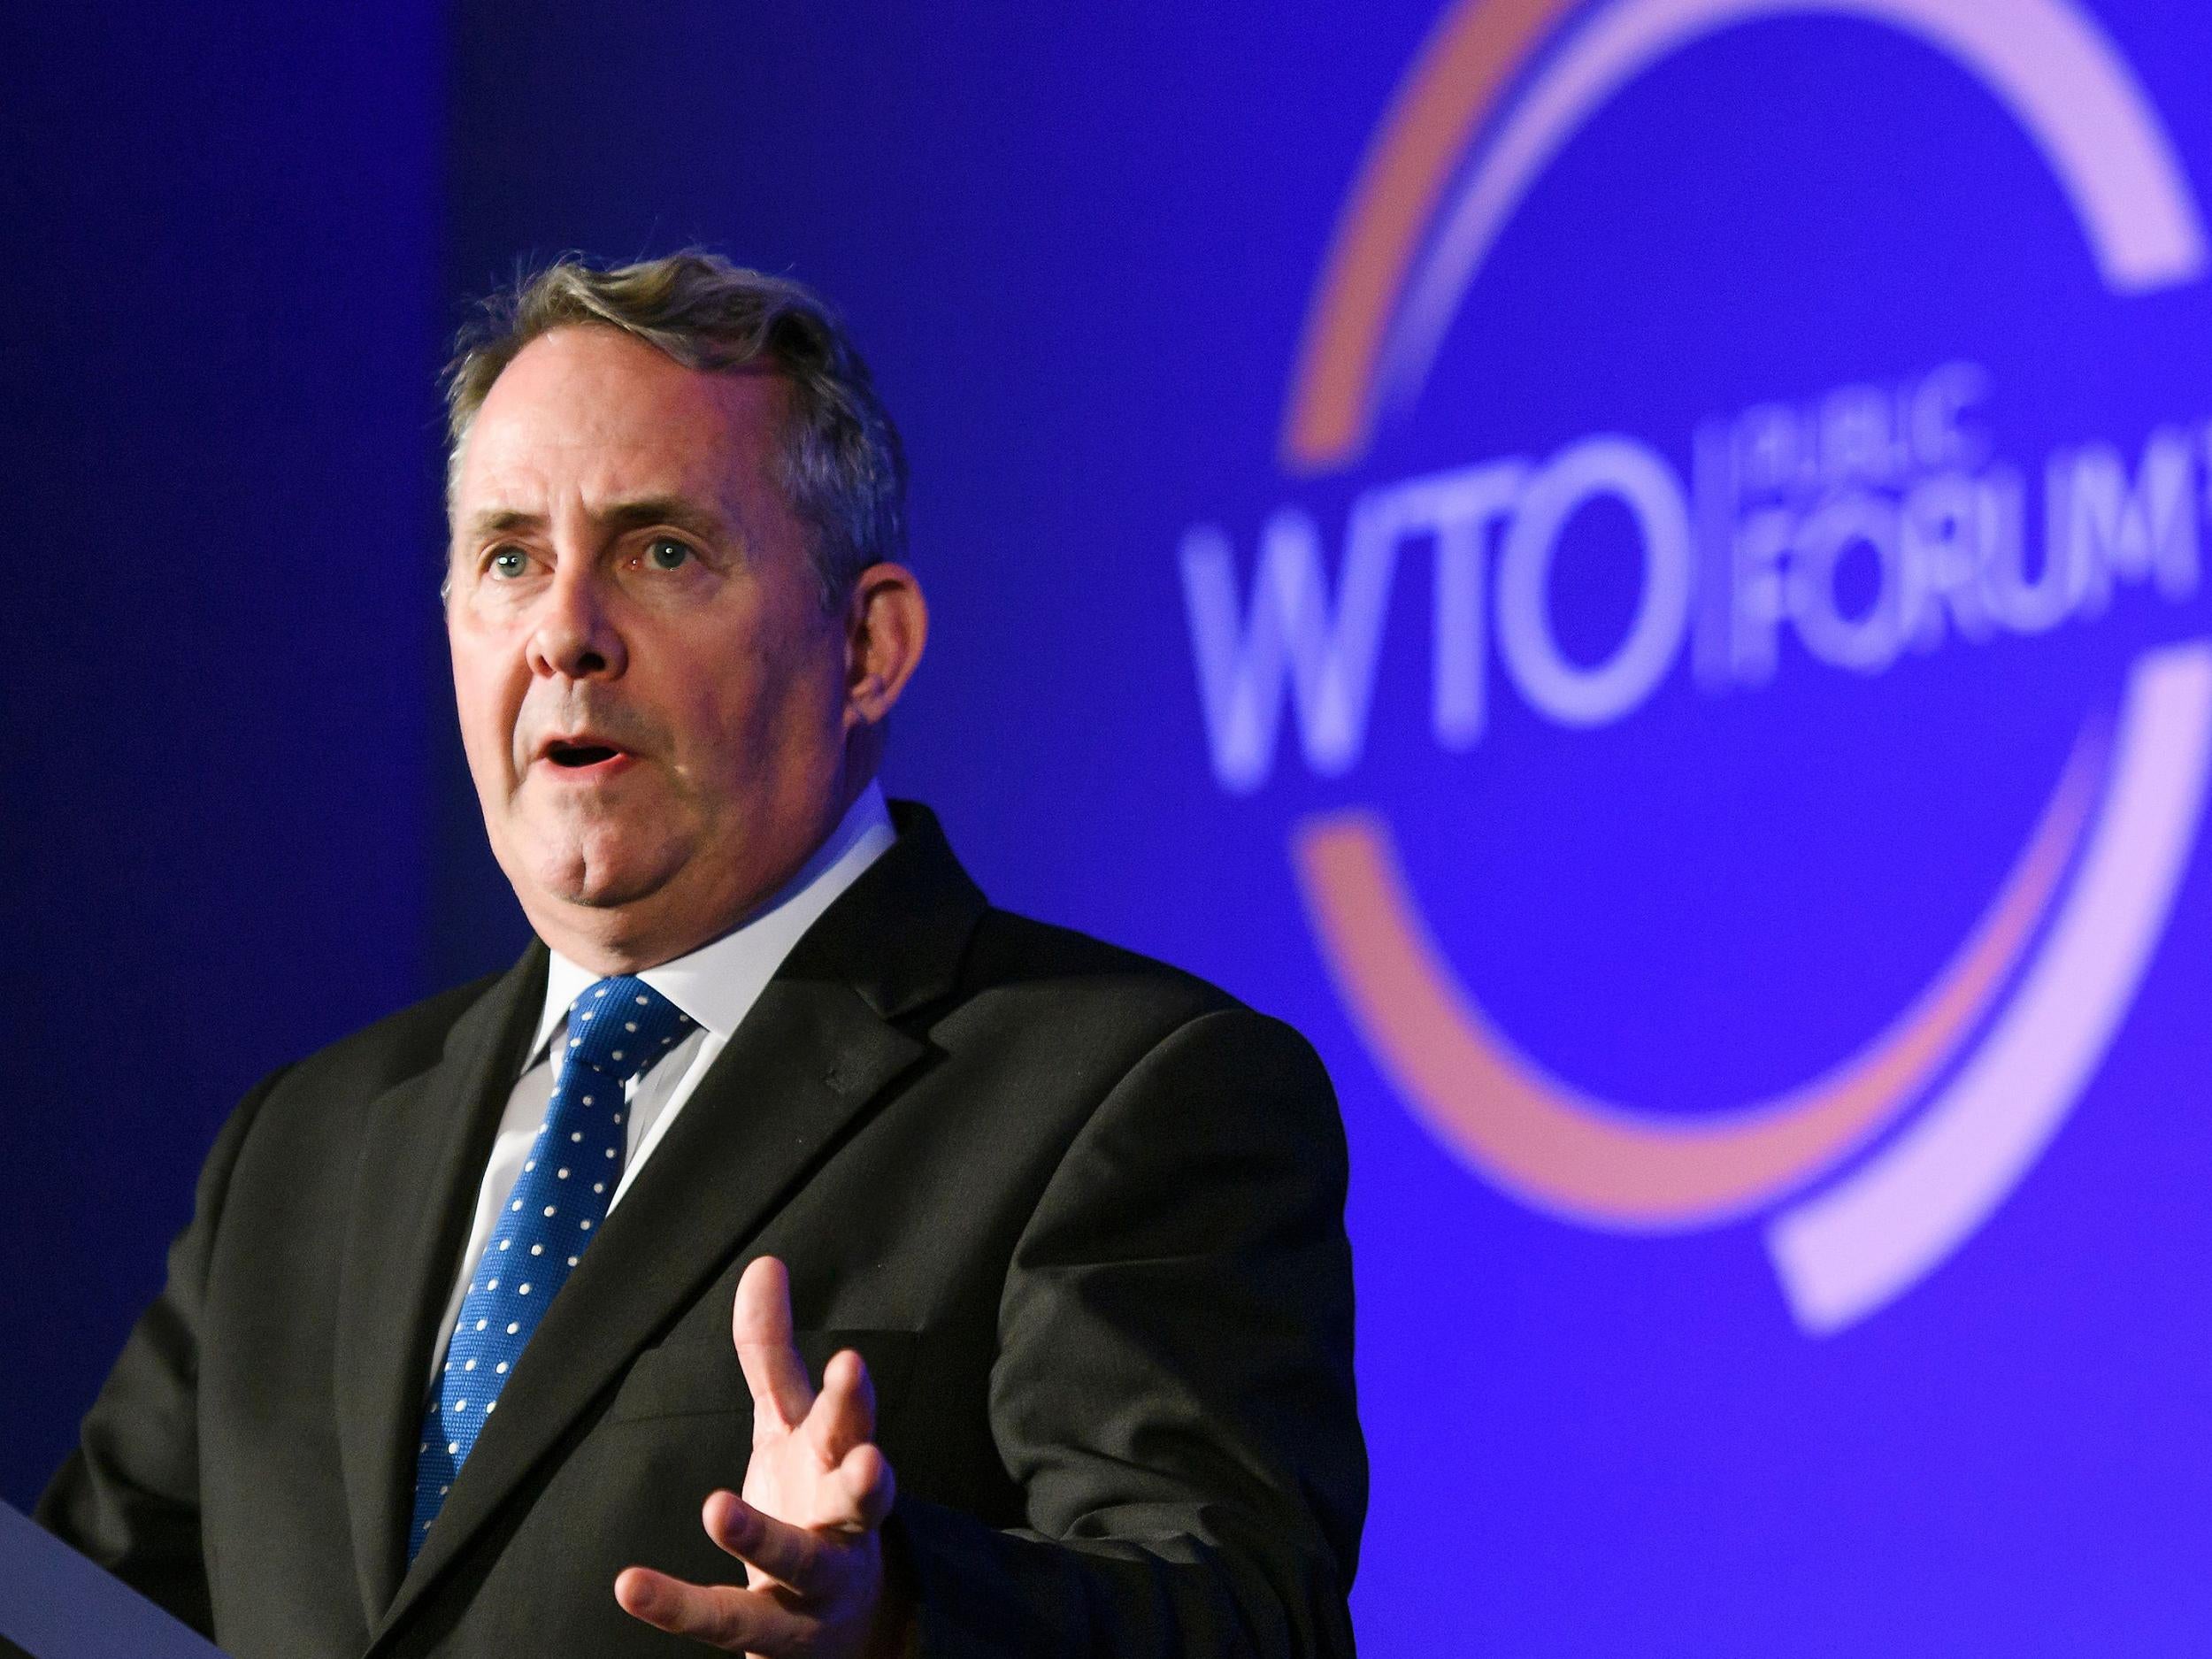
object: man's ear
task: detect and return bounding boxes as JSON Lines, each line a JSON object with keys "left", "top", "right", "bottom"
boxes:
{"left": 843, "top": 563, "right": 928, "bottom": 730}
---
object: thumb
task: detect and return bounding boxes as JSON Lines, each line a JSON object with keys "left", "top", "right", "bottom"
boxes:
{"left": 733, "top": 1256, "right": 814, "bottom": 1428}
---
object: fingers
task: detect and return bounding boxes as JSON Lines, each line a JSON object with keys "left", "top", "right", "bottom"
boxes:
{"left": 732, "top": 1256, "right": 814, "bottom": 1430}
{"left": 703, "top": 1476, "right": 889, "bottom": 1577}
{"left": 703, "top": 1489, "right": 831, "bottom": 1592}
{"left": 840, "top": 1442, "right": 897, "bottom": 1532}
{"left": 804, "top": 1348, "right": 877, "bottom": 1468}
{"left": 613, "top": 1564, "right": 809, "bottom": 1652}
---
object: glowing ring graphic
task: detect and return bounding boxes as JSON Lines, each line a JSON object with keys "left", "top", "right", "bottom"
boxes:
{"left": 1274, "top": 0, "right": 2212, "bottom": 1324}
{"left": 1768, "top": 643, "right": 2212, "bottom": 1329}
{"left": 1297, "top": 646, "right": 2212, "bottom": 1248}
{"left": 1294, "top": 726, "right": 2101, "bottom": 1228}
{"left": 1283, "top": 0, "right": 2207, "bottom": 472}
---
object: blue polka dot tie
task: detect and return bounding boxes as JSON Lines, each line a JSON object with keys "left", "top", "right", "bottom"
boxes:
{"left": 408, "top": 976, "right": 695, "bottom": 1560}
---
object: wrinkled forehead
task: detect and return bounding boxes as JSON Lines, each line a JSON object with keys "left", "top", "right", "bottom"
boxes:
{"left": 451, "top": 325, "right": 791, "bottom": 529}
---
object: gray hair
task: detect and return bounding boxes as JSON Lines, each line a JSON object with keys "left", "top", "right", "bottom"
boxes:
{"left": 444, "top": 251, "right": 908, "bottom": 606}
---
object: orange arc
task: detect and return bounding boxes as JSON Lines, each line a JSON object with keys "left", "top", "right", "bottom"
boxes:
{"left": 1280, "top": 0, "right": 1573, "bottom": 473}
{"left": 1292, "top": 729, "right": 2103, "bottom": 1228}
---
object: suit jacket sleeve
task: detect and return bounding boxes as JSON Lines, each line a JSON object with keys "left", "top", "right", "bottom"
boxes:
{"left": 34, "top": 1064, "right": 289, "bottom": 1634}
{"left": 890, "top": 1006, "right": 1365, "bottom": 1657}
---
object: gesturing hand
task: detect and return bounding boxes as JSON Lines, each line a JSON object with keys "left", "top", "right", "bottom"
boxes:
{"left": 614, "top": 1256, "right": 906, "bottom": 1655}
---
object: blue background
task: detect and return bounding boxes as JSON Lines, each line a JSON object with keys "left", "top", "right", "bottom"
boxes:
{"left": 8, "top": 1, "right": 2209, "bottom": 1651}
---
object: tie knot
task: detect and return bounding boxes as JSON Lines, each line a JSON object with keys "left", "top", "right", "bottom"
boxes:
{"left": 563, "top": 977, "right": 695, "bottom": 1084}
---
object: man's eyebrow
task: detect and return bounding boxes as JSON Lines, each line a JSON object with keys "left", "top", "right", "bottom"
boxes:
{"left": 599, "top": 496, "right": 730, "bottom": 541}
{"left": 461, "top": 507, "right": 543, "bottom": 539}
{"left": 457, "top": 497, "right": 734, "bottom": 543}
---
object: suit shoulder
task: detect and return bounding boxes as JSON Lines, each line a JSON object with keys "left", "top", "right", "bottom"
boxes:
{"left": 275, "top": 969, "right": 511, "bottom": 1102}
{"left": 956, "top": 904, "right": 1266, "bottom": 1041}
{"left": 938, "top": 905, "right": 1337, "bottom": 1164}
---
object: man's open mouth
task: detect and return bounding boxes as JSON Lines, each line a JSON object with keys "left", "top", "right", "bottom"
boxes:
{"left": 547, "top": 742, "right": 623, "bottom": 768}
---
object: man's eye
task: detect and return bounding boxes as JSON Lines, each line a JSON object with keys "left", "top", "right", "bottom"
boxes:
{"left": 488, "top": 547, "right": 530, "bottom": 580}
{"left": 645, "top": 536, "right": 692, "bottom": 572}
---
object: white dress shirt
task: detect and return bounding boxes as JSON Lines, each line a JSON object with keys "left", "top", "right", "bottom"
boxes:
{"left": 427, "top": 782, "right": 897, "bottom": 1381}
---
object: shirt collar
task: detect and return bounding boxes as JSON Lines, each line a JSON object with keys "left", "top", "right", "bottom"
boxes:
{"left": 529, "top": 780, "right": 897, "bottom": 1062}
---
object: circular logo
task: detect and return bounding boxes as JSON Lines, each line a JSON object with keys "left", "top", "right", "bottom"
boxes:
{"left": 1180, "top": 0, "right": 2212, "bottom": 1332}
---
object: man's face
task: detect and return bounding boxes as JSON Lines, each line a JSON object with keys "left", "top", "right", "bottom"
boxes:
{"left": 446, "top": 325, "right": 853, "bottom": 968}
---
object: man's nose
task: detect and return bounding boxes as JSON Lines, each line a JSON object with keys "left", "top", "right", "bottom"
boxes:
{"left": 526, "top": 562, "right": 628, "bottom": 680}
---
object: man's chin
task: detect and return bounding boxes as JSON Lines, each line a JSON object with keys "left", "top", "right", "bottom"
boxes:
{"left": 494, "top": 814, "right": 759, "bottom": 966}
{"left": 518, "top": 837, "right": 686, "bottom": 914}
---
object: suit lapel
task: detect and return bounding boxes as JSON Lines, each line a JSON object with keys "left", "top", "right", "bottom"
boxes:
{"left": 370, "top": 803, "right": 986, "bottom": 1645}
{"left": 334, "top": 947, "right": 548, "bottom": 1625}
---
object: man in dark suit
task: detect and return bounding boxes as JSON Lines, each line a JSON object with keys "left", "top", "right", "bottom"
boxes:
{"left": 39, "top": 253, "right": 1363, "bottom": 1656}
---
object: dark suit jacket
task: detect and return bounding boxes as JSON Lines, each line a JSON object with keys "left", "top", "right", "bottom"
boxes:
{"left": 39, "top": 804, "right": 1364, "bottom": 1656}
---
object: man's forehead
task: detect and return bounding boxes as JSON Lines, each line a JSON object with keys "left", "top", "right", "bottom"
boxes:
{"left": 455, "top": 326, "right": 789, "bottom": 522}
{"left": 456, "top": 440, "right": 733, "bottom": 526}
